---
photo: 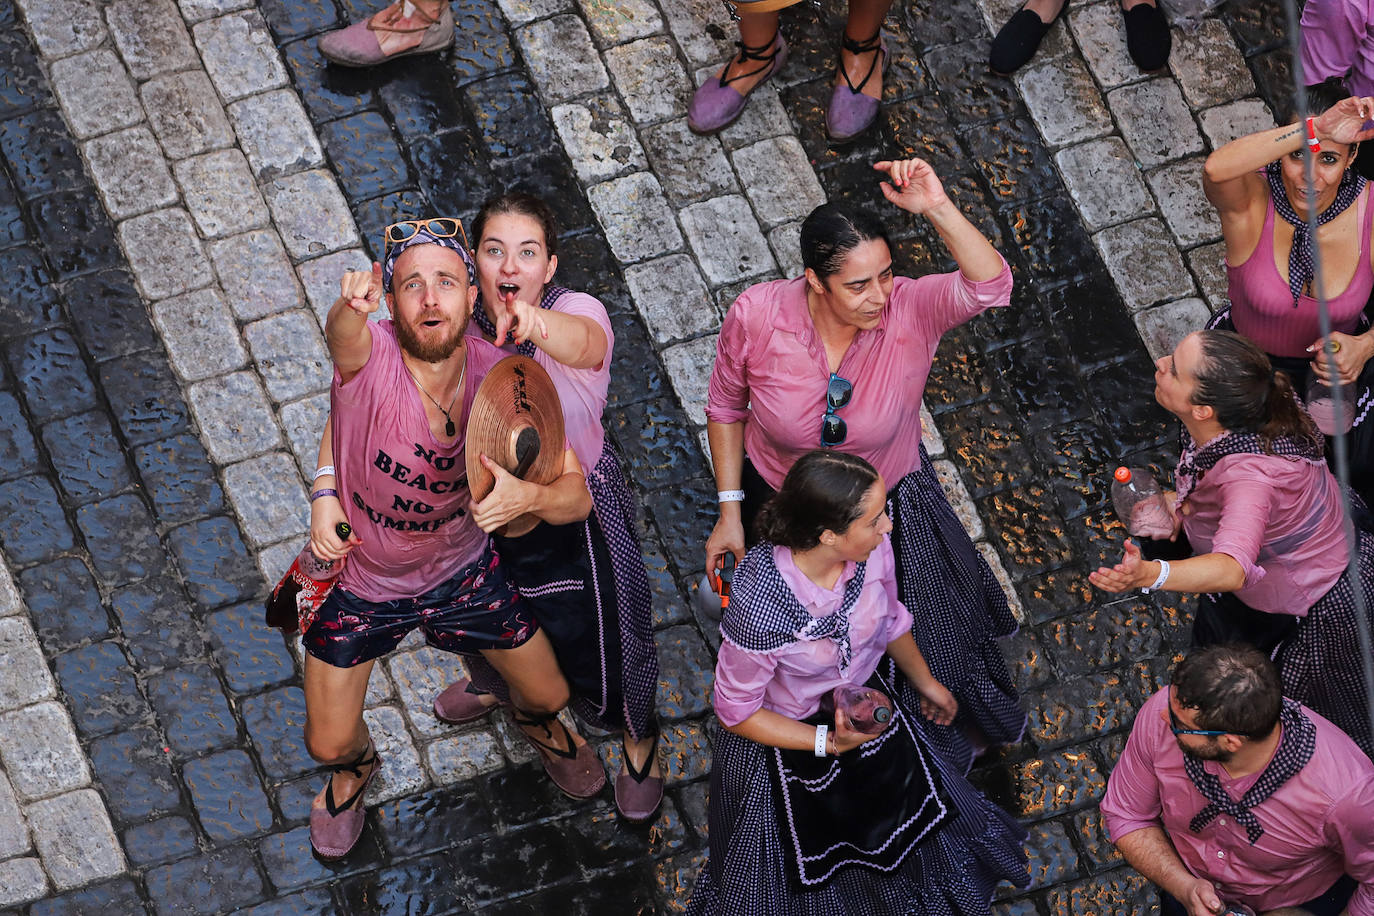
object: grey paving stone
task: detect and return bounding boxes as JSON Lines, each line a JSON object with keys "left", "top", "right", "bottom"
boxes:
{"left": 264, "top": 170, "right": 358, "bottom": 261}
{"left": 187, "top": 370, "right": 283, "bottom": 463}
{"left": 426, "top": 730, "right": 506, "bottom": 784}
{"left": 297, "top": 248, "right": 374, "bottom": 325}
{"left": 106, "top": 0, "right": 199, "bottom": 80}
{"left": 605, "top": 36, "right": 691, "bottom": 124}
{"left": 0, "top": 560, "right": 19, "bottom": 617}
{"left": 1136, "top": 297, "right": 1211, "bottom": 360}
{"left": 660, "top": 334, "right": 717, "bottom": 426}
{"left": 583, "top": 0, "right": 662, "bottom": 46}
{"left": 934, "top": 459, "right": 984, "bottom": 540}
{"left": 586, "top": 172, "right": 683, "bottom": 263}
{"left": 244, "top": 309, "right": 331, "bottom": 402}
{"left": 1108, "top": 78, "right": 1205, "bottom": 168}
{"left": 256, "top": 539, "right": 300, "bottom": 586}
{"left": 493, "top": 0, "right": 571, "bottom": 24}
{"left": 0, "top": 773, "right": 29, "bottom": 858}
{"left": 209, "top": 229, "right": 305, "bottom": 321}
{"left": 768, "top": 220, "right": 803, "bottom": 279}
{"left": 1145, "top": 157, "right": 1220, "bottom": 247}
{"left": 718, "top": 85, "right": 793, "bottom": 151}
{"left": 84, "top": 127, "right": 180, "bottom": 220}
{"left": 141, "top": 71, "right": 237, "bottom": 160}
{"left": 1015, "top": 56, "right": 1113, "bottom": 148}
{"left": 550, "top": 99, "right": 648, "bottom": 186}
{"left": 152, "top": 288, "right": 249, "bottom": 382}
{"left": 623, "top": 254, "right": 718, "bottom": 344}
{"left": 517, "top": 15, "right": 609, "bottom": 104}
{"left": 1069, "top": 1, "right": 1146, "bottom": 89}
{"left": 1198, "top": 98, "right": 1276, "bottom": 151}
{"left": 279, "top": 391, "right": 330, "bottom": 477}
{"left": 662, "top": 0, "right": 734, "bottom": 67}
{"left": 27, "top": 789, "right": 124, "bottom": 889}
{"left": 1170, "top": 19, "right": 1252, "bottom": 110}
{"left": 224, "top": 453, "right": 309, "bottom": 547}
{"left": 180, "top": 0, "right": 254, "bottom": 21}
{"left": 119, "top": 208, "right": 212, "bottom": 300}
{"left": 0, "top": 856, "right": 46, "bottom": 907}
{"left": 1094, "top": 217, "right": 1196, "bottom": 312}
{"left": 227, "top": 89, "right": 326, "bottom": 182}
{"left": 0, "top": 702, "right": 89, "bottom": 801}
{"left": 1185, "top": 240, "right": 1229, "bottom": 311}
{"left": 640, "top": 118, "right": 736, "bottom": 206}
{"left": 14, "top": 0, "right": 104, "bottom": 58}
{"left": 1055, "top": 138, "right": 1154, "bottom": 232}
{"left": 679, "top": 194, "right": 777, "bottom": 286}
{"left": 733, "top": 136, "right": 826, "bottom": 229}
{"left": 193, "top": 10, "right": 289, "bottom": 102}
{"left": 387, "top": 645, "right": 468, "bottom": 739}
{"left": 362, "top": 704, "right": 427, "bottom": 803}
{"left": 49, "top": 50, "right": 141, "bottom": 140}
{"left": 173, "top": 149, "right": 270, "bottom": 240}
{"left": 0, "top": 617, "right": 56, "bottom": 711}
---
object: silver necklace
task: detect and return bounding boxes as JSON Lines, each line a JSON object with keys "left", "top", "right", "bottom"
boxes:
{"left": 404, "top": 357, "right": 465, "bottom": 438}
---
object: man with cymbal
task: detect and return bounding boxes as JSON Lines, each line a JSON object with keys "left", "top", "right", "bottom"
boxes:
{"left": 300, "top": 218, "right": 599, "bottom": 860}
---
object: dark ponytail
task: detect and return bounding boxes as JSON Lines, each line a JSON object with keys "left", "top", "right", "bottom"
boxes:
{"left": 1193, "top": 329, "right": 1318, "bottom": 448}
{"left": 800, "top": 202, "right": 892, "bottom": 282}
{"left": 756, "top": 450, "right": 880, "bottom": 550}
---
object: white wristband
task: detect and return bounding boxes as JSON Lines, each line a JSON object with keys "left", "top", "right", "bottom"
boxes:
{"left": 1142, "top": 559, "right": 1170, "bottom": 594}
{"left": 813, "top": 724, "right": 829, "bottom": 757}
{"left": 718, "top": 489, "right": 745, "bottom": 503}
{"left": 313, "top": 465, "right": 336, "bottom": 481}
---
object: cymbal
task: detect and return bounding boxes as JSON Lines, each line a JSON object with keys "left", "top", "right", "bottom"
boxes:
{"left": 465, "top": 355, "right": 565, "bottom": 536}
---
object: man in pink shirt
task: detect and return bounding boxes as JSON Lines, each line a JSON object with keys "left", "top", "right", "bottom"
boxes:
{"left": 1302, "top": 0, "right": 1374, "bottom": 178}
{"left": 1101, "top": 646, "right": 1374, "bottom": 916}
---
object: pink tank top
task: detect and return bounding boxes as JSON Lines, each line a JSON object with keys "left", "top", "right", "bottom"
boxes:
{"left": 1227, "top": 185, "right": 1374, "bottom": 358}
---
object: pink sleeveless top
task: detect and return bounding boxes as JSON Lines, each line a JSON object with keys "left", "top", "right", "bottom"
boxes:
{"left": 1227, "top": 184, "right": 1374, "bottom": 358}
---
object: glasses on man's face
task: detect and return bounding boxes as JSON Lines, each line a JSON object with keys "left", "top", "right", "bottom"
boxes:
{"left": 820, "top": 372, "right": 853, "bottom": 447}
{"left": 384, "top": 217, "right": 468, "bottom": 252}
{"left": 1168, "top": 704, "right": 1228, "bottom": 738}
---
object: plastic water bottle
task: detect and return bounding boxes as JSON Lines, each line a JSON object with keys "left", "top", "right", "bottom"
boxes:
{"left": 264, "top": 523, "right": 351, "bottom": 633}
{"left": 1111, "top": 467, "right": 1175, "bottom": 539}
{"left": 1305, "top": 375, "right": 1353, "bottom": 436}
{"left": 820, "top": 685, "right": 893, "bottom": 735}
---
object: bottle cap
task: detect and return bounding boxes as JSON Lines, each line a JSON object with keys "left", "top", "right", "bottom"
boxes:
{"left": 873, "top": 706, "right": 891, "bottom": 723}
{"left": 1114, "top": 467, "right": 1131, "bottom": 483}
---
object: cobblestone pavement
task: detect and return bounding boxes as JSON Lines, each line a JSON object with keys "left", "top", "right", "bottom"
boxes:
{"left": 0, "top": 0, "right": 1303, "bottom": 912}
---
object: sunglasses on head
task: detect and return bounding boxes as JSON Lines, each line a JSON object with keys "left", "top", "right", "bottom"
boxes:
{"left": 383, "top": 217, "right": 468, "bottom": 252}
{"left": 820, "top": 372, "right": 853, "bottom": 447}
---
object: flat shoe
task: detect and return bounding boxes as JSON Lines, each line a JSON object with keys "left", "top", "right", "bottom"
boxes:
{"left": 614, "top": 731, "right": 663, "bottom": 823}
{"left": 1123, "top": 3, "right": 1171, "bottom": 72}
{"left": 318, "top": 1, "right": 454, "bottom": 68}
{"left": 989, "top": 2, "right": 1067, "bottom": 76}
{"left": 433, "top": 677, "right": 500, "bottom": 724}
{"left": 309, "top": 740, "right": 381, "bottom": 860}
{"left": 688, "top": 33, "right": 789, "bottom": 136}
{"left": 512, "top": 711, "right": 607, "bottom": 799}
{"left": 826, "top": 30, "right": 888, "bottom": 142}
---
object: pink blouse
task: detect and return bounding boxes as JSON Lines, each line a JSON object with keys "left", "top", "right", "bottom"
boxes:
{"left": 706, "top": 265, "right": 1013, "bottom": 489}
{"left": 712, "top": 535, "right": 914, "bottom": 727}
{"left": 1180, "top": 452, "right": 1350, "bottom": 614}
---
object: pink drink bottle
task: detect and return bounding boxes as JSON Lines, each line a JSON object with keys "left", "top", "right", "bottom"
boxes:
{"left": 1305, "top": 375, "right": 1353, "bottom": 436}
{"left": 820, "top": 685, "right": 893, "bottom": 735}
{"left": 1111, "top": 467, "right": 1174, "bottom": 539}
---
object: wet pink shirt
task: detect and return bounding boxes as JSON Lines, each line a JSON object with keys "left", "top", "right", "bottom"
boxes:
{"left": 331, "top": 322, "right": 506, "bottom": 602}
{"left": 706, "top": 265, "right": 1013, "bottom": 489}
{"left": 1101, "top": 688, "right": 1374, "bottom": 915}
{"left": 712, "top": 535, "right": 914, "bottom": 727}
{"left": 1301, "top": 0, "right": 1374, "bottom": 98}
{"left": 1179, "top": 452, "right": 1349, "bottom": 615}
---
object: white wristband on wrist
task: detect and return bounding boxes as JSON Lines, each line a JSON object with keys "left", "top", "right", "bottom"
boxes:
{"left": 1142, "top": 559, "right": 1170, "bottom": 594}
{"left": 814, "top": 724, "right": 829, "bottom": 757}
{"left": 718, "top": 489, "right": 745, "bottom": 503}
{"left": 313, "top": 465, "right": 336, "bottom": 481}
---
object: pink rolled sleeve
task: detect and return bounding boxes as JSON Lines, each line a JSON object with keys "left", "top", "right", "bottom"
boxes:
{"left": 1100, "top": 690, "right": 1168, "bottom": 842}
{"left": 1207, "top": 476, "right": 1277, "bottom": 590}
{"left": 1324, "top": 781, "right": 1374, "bottom": 916}
{"left": 1301, "top": 0, "right": 1374, "bottom": 98}
{"left": 705, "top": 302, "right": 753, "bottom": 426}
{"left": 712, "top": 642, "right": 779, "bottom": 727}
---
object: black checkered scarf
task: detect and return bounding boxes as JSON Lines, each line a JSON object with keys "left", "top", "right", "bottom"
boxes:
{"left": 1265, "top": 160, "right": 1366, "bottom": 306}
{"left": 471, "top": 285, "right": 571, "bottom": 356}
{"left": 1185, "top": 698, "right": 1316, "bottom": 845}
{"left": 721, "top": 542, "right": 867, "bottom": 671}
{"left": 1174, "top": 428, "right": 1324, "bottom": 504}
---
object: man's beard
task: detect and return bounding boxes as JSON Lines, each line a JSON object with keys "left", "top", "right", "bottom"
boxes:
{"left": 395, "top": 309, "right": 466, "bottom": 363}
{"left": 1178, "top": 737, "right": 1233, "bottom": 764}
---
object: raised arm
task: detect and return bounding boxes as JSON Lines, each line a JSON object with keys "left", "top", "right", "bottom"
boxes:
{"left": 874, "top": 159, "right": 1003, "bottom": 282}
{"left": 490, "top": 294, "right": 608, "bottom": 370}
{"left": 325, "top": 263, "right": 383, "bottom": 381}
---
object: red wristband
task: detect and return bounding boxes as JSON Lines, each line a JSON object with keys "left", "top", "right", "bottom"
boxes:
{"left": 1306, "top": 117, "right": 1321, "bottom": 153}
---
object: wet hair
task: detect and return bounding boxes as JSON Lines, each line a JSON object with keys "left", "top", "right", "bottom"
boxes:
{"left": 471, "top": 191, "right": 559, "bottom": 259}
{"left": 1191, "top": 329, "right": 1318, "bottom": 448}
{"left": 799, "top": 201, "right": 892, "bottom": 282}
{"left": 1171, "top": 645, "right": 1282, "bottom": 738}
{"left": 1307, "top": 79, "right": 1350, "bottom": 118}
{"left": 756, "top": 450, "right": 880, "bottom": 550}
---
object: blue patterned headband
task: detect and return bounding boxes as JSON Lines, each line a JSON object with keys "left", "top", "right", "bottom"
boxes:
{"left": 381, "top": 229, "right": 476, "bottom": 293}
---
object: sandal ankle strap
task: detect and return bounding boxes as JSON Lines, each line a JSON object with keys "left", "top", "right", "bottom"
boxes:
{"left": 837, "top": 29, "right": 884, "bottom": 94}
{"left": 719, "top": 32, "right": 782, "bottom": 88}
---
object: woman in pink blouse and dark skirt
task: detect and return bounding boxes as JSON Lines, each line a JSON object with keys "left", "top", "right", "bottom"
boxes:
{"left": 704, "top": 158, "right": 1025, "bottom": 773}
{"left": 1090, "top": 329, "right": 1374, "bottom": 759}
{"left": 686, "top": 450, "right": 1029, "bottom": 914}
